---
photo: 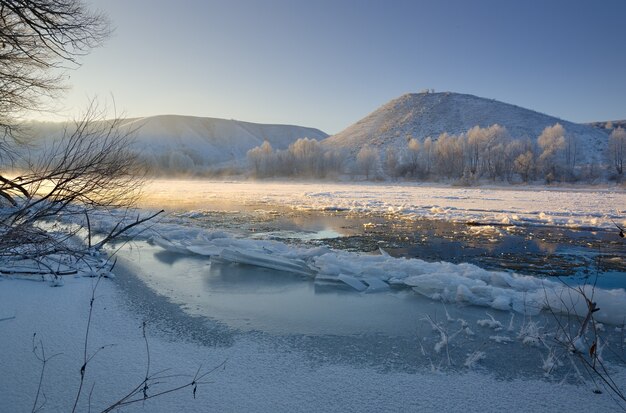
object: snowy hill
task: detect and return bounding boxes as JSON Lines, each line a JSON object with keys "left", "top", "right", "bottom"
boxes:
{"left": 323, "top": 92, "right": 609, "bottom": 164}
{"left": 22, "top": 115, "right": 328, "bottom": 173}
{"left": 587, "top": 119, "right": 626, "bottom": 133}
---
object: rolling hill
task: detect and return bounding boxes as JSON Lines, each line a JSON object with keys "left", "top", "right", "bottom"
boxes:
{"left": 322, "top": 92, "right": 609, "bottom": 164}
{"left": 22, "top": 115, "right": 328, "bottom": 172}
{"left": 18, "top": 93, "right": 619, "bottom": 178}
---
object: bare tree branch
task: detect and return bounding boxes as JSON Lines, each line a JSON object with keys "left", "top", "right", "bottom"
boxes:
{"left": 0, "top": 0, "right": 111, "bottom": 129}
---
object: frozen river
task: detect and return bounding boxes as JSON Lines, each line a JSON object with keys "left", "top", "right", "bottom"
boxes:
{"left": 109, "top": 180, "right": 626, "bottom": 380}
{"left": 3, "top": 179, "right": 625, "bottom": 412}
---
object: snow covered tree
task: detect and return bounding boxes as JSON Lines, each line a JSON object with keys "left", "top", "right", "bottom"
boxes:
{"left": 356, "top": 145, "right": 380, "bottom": 180}
{"left": 247, "top": 140, "right": 274, "bottom": 177}
{"left": 421, "top": 136, "right": 434, "bottom": 177}
{"left": 463, "top": 124, "right": 509, "bottom": 180}
{"left": 537, "top": 123, "right": 566, "bottom": 182}
{"left": 466, "top": 126, "right": 485, "bottom": 175}
{"left": 405, "top": 137, "right": 421, "bottom": 177}
{"left": 384, "top": 147, "right": 399, "bottom": 178}
{"left": 514, "top": 150, "right": 535, "bottom": 183}
{"left": 482, "top": 124, "right": 508, "bottom": 181}
{"left": 502, "top": 140, "right": 527, "bottom": 182}
{"left": 247, "top": 138, "right": 342, "bottom": 178}
{"left": 322, "top": 150, "right": 343, "bottom": 178}
{"left": 608, "top": 127, "right": 626, "bottom": 177}
{"left": 434, "top": 132, "right": 464, "bottom": 179}
{"left": 289, "top": 137, "right": 323, "bottom": 176}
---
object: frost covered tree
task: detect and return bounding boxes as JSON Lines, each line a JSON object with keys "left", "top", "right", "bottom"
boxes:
{"left": 356, "top": 145, "right": 380, "bottom": 180}
{"left": 247, "top": 140, "right": 274, "bottom": 177}
{"left": 503, "top": 139, "right": 530, "bottom": 182}
{"left": 608, "top": 127, "right": 625, "bottom": 177}
{"left": 421, "top": 136, "right": 433, "bottom": 177}
{"left": 246, "top": 138, "right": 342, "bottom": 178}
{"left": 482, "top": 125, "right": 508, "bottom": 181}
{"left": 434, "top": 132, "right": 464, "bottom": 179}
{"left": 514, "top": 150, "right": 536, "bottom": 183}
{"left": 466, "top": 126, "right": 485, "bottom": 175}
{"left": 537, "top": 123, "right": 566, "bottom": 182}
{"left": 405, "top": 137, "right": 421, "bottom": 177}
{"left": 464, "top": 124, "right": 508, "bottom": 180}
{"left": 289, "top": 137, "right": 323, "bottom": 176}
{"left": 383, "top": 146, "right": 399, "bottom": 178}
{"left": 322, "top": 150, "right": 343, "bottom": 178}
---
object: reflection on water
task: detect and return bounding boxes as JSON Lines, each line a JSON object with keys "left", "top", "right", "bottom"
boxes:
{"left": 128, "top": 244, "right": 431, "bottom": 336}
{"left": 198, "top": 207, "right": 624, "bottom": 285}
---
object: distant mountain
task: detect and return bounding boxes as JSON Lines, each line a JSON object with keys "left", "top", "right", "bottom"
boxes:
{"left": 22, "top": 115, "right": 328, "bottom": 172}
{"left": 323, "top": 92, "right": 608, "bottom": 164}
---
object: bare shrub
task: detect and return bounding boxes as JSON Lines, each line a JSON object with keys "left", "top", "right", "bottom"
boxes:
{"left": 0, "top": 103, "right": 161, "bottom": 275}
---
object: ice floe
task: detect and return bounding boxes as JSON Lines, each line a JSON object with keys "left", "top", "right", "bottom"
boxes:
{"left": 150, "top": 229, "right": 626, "bottom": 325}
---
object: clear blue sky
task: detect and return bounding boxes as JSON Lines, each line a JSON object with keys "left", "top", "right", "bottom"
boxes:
{"left": 49, "top": 0, "right": 626, "bottom": 134}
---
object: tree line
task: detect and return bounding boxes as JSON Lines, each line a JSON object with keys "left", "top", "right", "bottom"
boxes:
{"left": 247, "top": 123, "right": 626, "bottom": 184}
{"left": 247, "top": 137, "right": 343, "bottom": 178}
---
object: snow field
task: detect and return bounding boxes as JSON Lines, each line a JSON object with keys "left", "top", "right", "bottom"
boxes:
{"left": 2, "top": 275, "right": 626, "bottom": 412}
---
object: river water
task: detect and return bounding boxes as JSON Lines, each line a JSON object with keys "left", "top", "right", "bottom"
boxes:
{"left": 110, "top": 196, "right": 626, "bottom": 379}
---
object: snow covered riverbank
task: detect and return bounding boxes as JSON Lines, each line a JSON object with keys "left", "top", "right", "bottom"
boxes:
{"left": 2, "top": 267, "right": 626, "bottom": 412}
